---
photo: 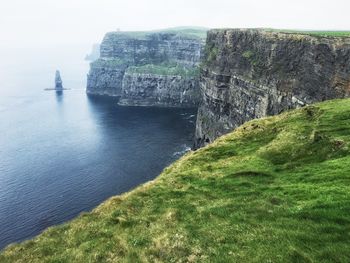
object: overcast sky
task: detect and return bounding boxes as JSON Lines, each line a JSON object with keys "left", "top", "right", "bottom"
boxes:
{"left": 1, "top": 0, "right": 350, "bottom": 47}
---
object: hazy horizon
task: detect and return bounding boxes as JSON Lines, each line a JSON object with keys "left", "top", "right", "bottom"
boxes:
{"left": 1, "top": 0, "right": 350, "bottom": 48}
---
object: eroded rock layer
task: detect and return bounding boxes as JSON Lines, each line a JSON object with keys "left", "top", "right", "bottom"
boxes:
{"left": 195, "top": 29, "right": 350, "bottom": 148}
{"left": 119, "top": 73, "right": 200, "bottom": 107}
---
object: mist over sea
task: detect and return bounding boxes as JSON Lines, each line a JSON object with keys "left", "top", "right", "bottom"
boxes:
{"left": 0, "top": 45, "right": 196, "bottom": 249}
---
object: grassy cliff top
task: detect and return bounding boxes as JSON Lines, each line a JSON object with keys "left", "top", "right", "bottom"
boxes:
{"left": 1, "top": 99, "right": 350, "bottom": 262}
{"left": 209, "top": 28, "right": 350, "bottom": 38}
{"left": 266, "top": 29, "right": 350, "bottom": 38}
{"left": 105, "top": 27, "right": 208, "bottom": 41}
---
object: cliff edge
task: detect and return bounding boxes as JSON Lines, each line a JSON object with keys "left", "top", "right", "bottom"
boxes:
{"left": 195, "top": 29, "right": 350, "bottom": 147}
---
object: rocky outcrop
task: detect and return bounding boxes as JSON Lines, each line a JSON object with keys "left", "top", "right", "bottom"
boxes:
{"left": 87, "top": 29, "right": 206, "bottom": 106}
{"left": 55, "top": 70, "right": 63, "bottom": 90}
{"left": 195, "top": 29, "right": 350, "bottom": 148}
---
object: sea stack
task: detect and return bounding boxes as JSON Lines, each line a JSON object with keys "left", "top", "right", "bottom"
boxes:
{"left": 55, "top": 70, "right": 63, "bottom": 90}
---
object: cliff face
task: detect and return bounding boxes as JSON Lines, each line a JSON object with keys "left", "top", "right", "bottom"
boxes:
{"left": 99, "top": 32, "right": 202, "bottom": 66}
{"left": 87, "top": 30, "right": 205, "bottom": 107}
{"left": 195, "top": 29, "right": 350, "bottom": 147}
{"left": 119, "top": 73, "right": 200, "bottom": 107}
{"left": 87, "top": 59, "right": 127, "bottom": 96}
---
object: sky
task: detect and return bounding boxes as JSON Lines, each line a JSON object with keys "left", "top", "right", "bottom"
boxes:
{"left": 0, "top": 0, "right": 350, "bottom": 48}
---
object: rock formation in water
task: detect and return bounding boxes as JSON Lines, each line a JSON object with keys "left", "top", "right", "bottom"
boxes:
{"left": 55, "top": 70, "right": 63, "bottom": 90}
{"left": 86, "top": 29, "right": 206, "bottom": 107}
{"left": 194, "top": 29, "right": 350, "bottom": 148}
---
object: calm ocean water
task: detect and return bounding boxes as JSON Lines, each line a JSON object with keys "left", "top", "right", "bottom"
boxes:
{"left": 0, "top": 45, "right": 196, "bottom": 249}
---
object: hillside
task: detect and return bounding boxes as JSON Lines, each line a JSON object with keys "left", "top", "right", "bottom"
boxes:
{"left": 1, "top": 98, "right": 350, "bottom": 262}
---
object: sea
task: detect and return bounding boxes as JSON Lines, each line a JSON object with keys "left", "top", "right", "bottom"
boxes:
{"left": 0, "top": 45, "right": 196, "bottom": 249}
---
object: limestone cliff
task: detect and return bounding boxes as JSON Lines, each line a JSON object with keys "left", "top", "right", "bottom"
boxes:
{"left": 87, "top": 59, "right": 127, "bottom": 96}
{"left": 119, "top": 72, "right": 200, "bottom": 107}
{"left": 195, "top": 29, "right": 350, "bottom": 148}
{"left": 87, "top": 29, "right": 206, "bottom": 107}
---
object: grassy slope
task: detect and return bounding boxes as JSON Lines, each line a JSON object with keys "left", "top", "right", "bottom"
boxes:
{"left": 1, "top": 99, "right": 350, "bottom": 262}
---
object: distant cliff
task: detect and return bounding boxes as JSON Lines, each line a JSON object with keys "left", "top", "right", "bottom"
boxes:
{"left": 85, "top": 43, "right": 100, "bottom": 61}
{"left": 195, "top": 29, "right": 350, "bottom": 147}
{"left": 87, "top": 29, "right": 206, "bottom": 107}
{"left": 119, "top": 71, "right": 200, "bottom": 107}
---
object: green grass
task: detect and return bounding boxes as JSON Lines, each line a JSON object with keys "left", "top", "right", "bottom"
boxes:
{"left": 2, "top": 99, "right": 350, "bottom": 262}
{"left": 302, "top": 31, "right": 350, "bottom": 37}
{"left": 203, "top": 43, "right": 219, "bottom": 65}
{"left": 158, "top": 27, "right": 208, "bottom": 39}
{"left": 265, "top": 29, "right": 350, "bottom": 38}
{"left": 108, "top": 27, "right": 208, "bottom": 40}
{"left": 242, "top": 50, "right": 254, "bottom": 59}
{"left": 126, "top": 63, "right": 200, "bottom": 77}
{"left": 242, "top": 50, "right": 260, "bottom": 66}
{"left": 91, "top": 58, "right": 126, "bottom": 67}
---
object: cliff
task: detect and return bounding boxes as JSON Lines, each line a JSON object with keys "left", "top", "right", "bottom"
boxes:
{"left": 85, "top": 43, "right": 100, "bottom": 61}
{"left": 87, "top": 29, "right": 206, "bottom": 107}
{"left": 195, "top": 29, "right": 350, "bottom": 147}
{"left": 119, "top": 71, "right": 200, "bottom": 107}
{"left": 2, "top": 98, "right": 350, "bottom": 262}
{"left": 87, "top": 59, "right": 128, "bottom": 96}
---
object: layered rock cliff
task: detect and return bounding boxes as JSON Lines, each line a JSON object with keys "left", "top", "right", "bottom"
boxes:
{"left": 195, "top": 29, "right": 350, "bottom": 148}
{"left": 87, "top": 59, "right": 128, "bottom": 96}
{"left": 87, "top": 29, "right": 206, "bottom": 107}
{"left": 119, "top": 72, "right": 200, "bottom": 107}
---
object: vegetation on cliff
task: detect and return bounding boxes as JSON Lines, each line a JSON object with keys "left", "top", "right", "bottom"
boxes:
{"left": 90, "top": 58, "right": 126, "bottom": 68}
{"left": 1, "top": 98, "right": 350, "bottom": 262}
{"left": 266, "top": 29, "right": 350, "bottom": 38}
{"left": 107, "top": 27, "right": 207, "bottom": 41}
{"left": 126, "top": 63, "right": 200, "bottom": 77}
{"left": 203, "top": 42, "right": 219, "bottom": 65}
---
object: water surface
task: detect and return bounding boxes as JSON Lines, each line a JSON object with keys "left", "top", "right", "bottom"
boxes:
{"left": 0, "top": 45, "right": 196, "bottom": 249}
